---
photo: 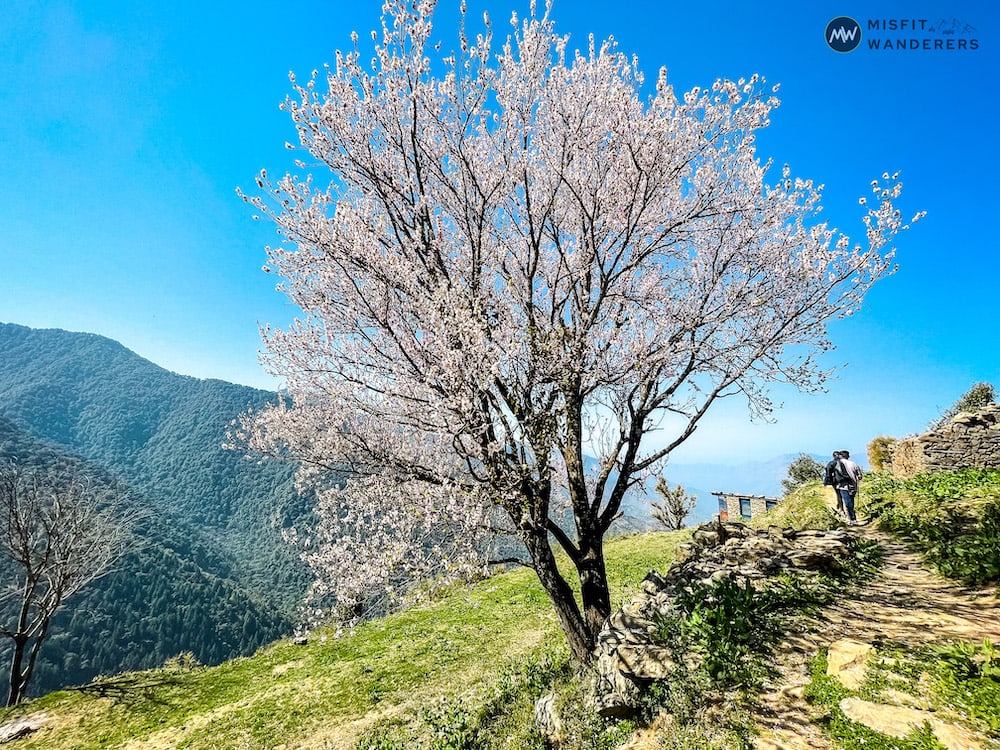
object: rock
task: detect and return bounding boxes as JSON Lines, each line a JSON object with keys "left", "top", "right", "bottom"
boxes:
{"left": 839, "top": 698, "right": 984, "bottom": 750}
{"left": 0, "top": 714, "right": 48, "bottom": 743}
{"left": 607, "top": 609, "right": 656, "bottom": 639}
{"left": 617, "top": 645, "right": 676, "bottom": 680}
{"left": 691, "top": 527, "right": 720, "bottom": 546}
{"left": 787, "top": 549, "right": 841, "bottom": 571}
{"left": 890, "top": 403, "right": 1000, "bottom": 477}
{"left": 534, "top": 693, "right": 562, "bottom": 747}
{"left": 766, "top": 525, "right": 789, "bottom": 541}
{"left": 641, "top": 570, "right": 669, "bottom": 593}
{"left": 881, "top": 687, "right": 929, "bottom": 709}
{"left": 671, "top": 543, "right": 695, "bottom": 565}
{"left": 826, "top": 639, "right": 872, "bottom": 690}
{"left": 754, "top": 730, "right": 816, "bottom": 749}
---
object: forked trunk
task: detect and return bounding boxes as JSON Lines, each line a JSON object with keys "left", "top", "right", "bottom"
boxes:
{"left": 577, "top": 535, "right": 612, "bottom": 639}
{"left": 525, "top": 529, "right": 613, "bottom": 664}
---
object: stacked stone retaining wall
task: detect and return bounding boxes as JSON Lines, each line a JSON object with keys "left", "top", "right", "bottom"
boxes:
{"left": 889, "top": 403, "right": 1000, "bottom": 477}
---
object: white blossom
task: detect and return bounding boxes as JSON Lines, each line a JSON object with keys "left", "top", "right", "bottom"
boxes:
{"left": 234, "top": 0, "right": 919, "bottom": 661}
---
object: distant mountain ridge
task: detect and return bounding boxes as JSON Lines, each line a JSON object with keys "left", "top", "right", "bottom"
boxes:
{"left": 0, "top": 322, "right": 311, "bottom": 696}
{"left": 0, "top": 322, "right": 309, "bottom": 602}
{"left": 659, "top": 454, "right": 818, "bottom": 523}
{"left": 609, "top": 452, "right": 815, "bottom": 527}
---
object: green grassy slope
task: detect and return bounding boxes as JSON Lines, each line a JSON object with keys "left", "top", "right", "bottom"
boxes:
{"left": 6, "top": 467, "right": 997, "bottom": 749}
{"left": 0, "top": 532, "right": 689, "bottom": 750}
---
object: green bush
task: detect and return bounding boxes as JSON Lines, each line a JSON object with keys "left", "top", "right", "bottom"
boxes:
{"left": 749, "top": 481, "right": 839, "bottom": 531}
{"left": 673, "top": 578, "right": 779, "bottom": 686}
{"left": 866, "top": 436, "right": 895, "bottom": 472}
{"left": 930, "top": 640, "right": 1000, "bottom": 731}
{"left": 781, "top": 454, "right": 825, "bottom": 496}
{"left": 929, "top": 382, "right": 996, "bottom": 431}
{"left": 642, "top": 572, "right": 836, "bottom": 732}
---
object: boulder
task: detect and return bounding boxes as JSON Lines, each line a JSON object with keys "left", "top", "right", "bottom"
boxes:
{"left": 0, "top": 714, "right": 48, "bottom": 744}
{"left": 534, "top": 693, "right": 562, "bottom": 748}
{"left": 617, "top": 645, "right": 676, "bottom": 680}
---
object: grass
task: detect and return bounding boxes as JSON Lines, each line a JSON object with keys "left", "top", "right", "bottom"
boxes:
{"left": 5, "top": 468, "right": 999, "bottom": 749}
{"left": 804, "top": 639, "right": 1000, "bottom": 750}
{"left": 803, "top": 650, "right": 948, "bottom": 750}
{"left": 747, "top": 481, "right": 840, "bottom": 532}
{"left": 0, "top": 531, "right": 688, "bottom": 750}
{"left": 860, "top": 468, "right": 1000, "bottom": 585}
{"left": 787, "top": 467, "right": 1000, "bottom": 750}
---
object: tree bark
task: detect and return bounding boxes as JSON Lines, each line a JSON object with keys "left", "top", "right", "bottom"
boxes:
{"left": 524, "top": 530, "right": 596, "bottom": 664}
{"left": 576, "top": 534, "right": 612, "bottom": 639}
{"left": 6, "top": 635, "right": 27, "bottom": 707}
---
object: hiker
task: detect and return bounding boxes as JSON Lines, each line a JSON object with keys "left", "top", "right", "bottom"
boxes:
{"left": 826, "top": 450, "right": 864, "bottom": 524}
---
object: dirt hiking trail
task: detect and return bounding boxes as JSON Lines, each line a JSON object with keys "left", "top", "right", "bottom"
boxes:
{"left": 753, "top": 503, "right": 1000, "bottom": 750}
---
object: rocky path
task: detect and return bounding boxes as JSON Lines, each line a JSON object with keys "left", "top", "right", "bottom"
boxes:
{"left": 753, "top": 519, "right": 1000, "bottom": 750}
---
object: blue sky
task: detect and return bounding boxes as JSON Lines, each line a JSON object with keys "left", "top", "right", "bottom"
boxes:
{"left": 1, "top": 0, "right": 996, "bottom": 464}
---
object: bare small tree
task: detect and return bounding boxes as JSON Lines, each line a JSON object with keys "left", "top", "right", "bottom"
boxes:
{"left": 650, "top": 478, "right": 697, "bottom": 531}
{"left": 0, "top": 463, "right": 136, "bottom": 705}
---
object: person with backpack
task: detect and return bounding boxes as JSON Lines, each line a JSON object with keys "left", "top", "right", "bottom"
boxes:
{"left": 824, "top": 449, "right": 864, "bottom": 524}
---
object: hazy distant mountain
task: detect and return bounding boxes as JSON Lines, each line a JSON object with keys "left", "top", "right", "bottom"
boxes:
{"left": 0, "top": 322, "right": 312, "bottom": 695}
{"left": 657, "top": 454, "right": 814, "bottom": 523}
{"left": 663, "top": 454, "right": 803, "bottom": 498}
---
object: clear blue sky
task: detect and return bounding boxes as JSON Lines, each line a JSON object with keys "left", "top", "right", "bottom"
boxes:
{"left": 1, "top": 0, "right": 996, "bottom": 464}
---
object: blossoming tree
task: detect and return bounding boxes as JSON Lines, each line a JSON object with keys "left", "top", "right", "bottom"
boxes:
{"left": 237, "top": 0, "right": 920, "bottom": 662}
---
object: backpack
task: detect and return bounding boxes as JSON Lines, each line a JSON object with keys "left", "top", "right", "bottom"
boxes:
{"left": 832, "top": 459, "right": 855, "bottom": 487}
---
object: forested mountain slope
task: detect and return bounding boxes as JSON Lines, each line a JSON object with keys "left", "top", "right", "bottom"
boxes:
{"left": 0, "top": 322, "right": 309, "bottom": 607}
{"left": 0, "top": 416, "right": 291, "bottom": 697}
{"left": 0, "top": 323, "right": 312, "bottom": 695}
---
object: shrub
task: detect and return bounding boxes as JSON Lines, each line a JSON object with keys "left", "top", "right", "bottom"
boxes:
{"left": 750, "top": 481, "right": 839, "bottom": 531}
{"left": 781, "top": 454, "right": 824, "bottom": 496}
{"left": 866, "top": 436, "right": 896, "bottom": 473}
{"left": 929, "top": 382, "right": 996, "bottom": 431}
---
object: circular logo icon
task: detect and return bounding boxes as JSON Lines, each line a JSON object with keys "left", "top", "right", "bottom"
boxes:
{"left": 826, "top": 16, "right": 862, "bottom": 52}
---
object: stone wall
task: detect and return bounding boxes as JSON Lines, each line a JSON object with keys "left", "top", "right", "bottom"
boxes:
{"left": 591, "top": 520, "right": 854, "bottom": 717}
{"left": 889, "top": 403, "right": 1000, "bottom": 478}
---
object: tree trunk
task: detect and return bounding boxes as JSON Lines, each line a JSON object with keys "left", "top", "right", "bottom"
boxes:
{"left": 576, "top": 533, "right": 612, "bottom": 638}
{"left": 524, "top": 531, "right": 596, "bottom": 664}
{"left": 6, "top": 635, "right": 27, "bottom": 707}
{"left": 18, "top": 622, "right": 50, "bottom": 706}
